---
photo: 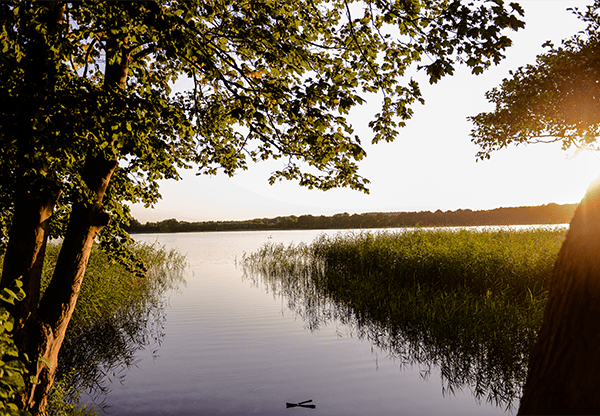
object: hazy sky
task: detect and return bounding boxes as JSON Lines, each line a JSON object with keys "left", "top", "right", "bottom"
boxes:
{"left": 131, "top": 0, "right": 600, "bottom": 223}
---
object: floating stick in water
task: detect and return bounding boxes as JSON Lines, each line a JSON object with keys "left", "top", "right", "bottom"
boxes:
{"left": 286, "top": 399, "right": 316, "bottom": 409}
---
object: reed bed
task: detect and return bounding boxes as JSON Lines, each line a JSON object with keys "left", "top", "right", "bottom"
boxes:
{"left": 242, "top": 227, "right": 566, "bottom": 409}
{"left": 311, "top": 227, "right": 563, "bottom": 299}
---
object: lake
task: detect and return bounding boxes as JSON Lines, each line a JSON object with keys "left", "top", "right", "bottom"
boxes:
{"left": 95, "top": 227, "right": 550, "bottom": 416}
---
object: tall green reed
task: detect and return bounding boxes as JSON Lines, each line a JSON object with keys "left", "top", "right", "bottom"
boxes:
{"left": 242, "top": 227, "right": 565, "bottom": 409}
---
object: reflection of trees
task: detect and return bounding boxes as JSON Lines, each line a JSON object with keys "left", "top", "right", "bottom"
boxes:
{"left": 42, "top": 243, "right": 186, "bottom": 408}
{"left": 243, "top": 233, "right": 559, "bottom": 411}
{"left": 56, "top": 298, "right": 168, "bottom": 405}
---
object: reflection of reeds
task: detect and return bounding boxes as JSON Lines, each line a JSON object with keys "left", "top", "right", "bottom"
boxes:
{"left": 242, "top": 227, "right": 566, "bottom": 410}
{"left": 41, "top": 242, "right": 186, "bottom": 412}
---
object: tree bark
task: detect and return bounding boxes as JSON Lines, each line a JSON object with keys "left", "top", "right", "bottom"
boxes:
{"left": 0, "top": 190, "right": 55, "bottom": 339}
{"left": 22, "top": 155, "right": 118, "bottom": 414}
{"left": 518, "top": 179, "right": 600, "bottom": 415}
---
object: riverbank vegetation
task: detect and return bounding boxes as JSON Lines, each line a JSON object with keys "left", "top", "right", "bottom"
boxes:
{"left": 242, "top": 227, "right": 566, "bottom": 409}
{"left": 0, "top": 279, "right": 31, "bottom": 416}
{"left": 45, "top": 242, "right": 186, "bottom": 415}
{"left": 1, "top": 243, "right": 186, "bottom": 416}
{"left": 128, "top": 203, "right": 576, "bottom": 234}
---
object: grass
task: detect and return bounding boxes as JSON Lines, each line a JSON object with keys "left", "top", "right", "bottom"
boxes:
{"left": 242, "top": 227, "right": 566, "bottom": 410}
{"left": 41, "top": 241, "right": 187, "bottom": 415}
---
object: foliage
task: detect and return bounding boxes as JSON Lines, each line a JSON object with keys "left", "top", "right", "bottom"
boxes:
{"left": 0, "top": 1, "right": 525, "bottom": 252}
{"left": 0, "top": 280, "right": 30, "bottom": 416}
{"left": 45, "top": 371, "right": 97, "bottom": 416}
{"left": 242, "top": 228, "right": 566, "bottom": 409}
{"left": 128, "top": 202, "right": 578, "bottom": 233}
{"left": 470, "top": 2, "right": 600, "bottom": 159}
{"left": 41, "top": 242, "right": 186, "bottom": 405}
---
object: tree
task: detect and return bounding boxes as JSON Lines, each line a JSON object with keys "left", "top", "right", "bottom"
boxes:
{"left": 0, "top": 1, "right": 524, "bottom": 413}
{"left": 470, "top": 2, "right": 600, "bottom": 413}
{"left": 470, "top": 3, "right": 600, "bottom": 159}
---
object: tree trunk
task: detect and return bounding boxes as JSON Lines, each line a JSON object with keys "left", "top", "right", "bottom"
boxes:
{"left": 518, "top": 179, "right": 600, "bottom": 415}
{"left": 22, "top": 155, "right": 118, "bottom": 414}
{"left": 0, "top": 190, "right": 55, "bottom": 340}
{"left": 1, "top": 5, "right": 132, "bottom": 411}
{"left": 0, "top": 0, "right": 65, "bottom": 325}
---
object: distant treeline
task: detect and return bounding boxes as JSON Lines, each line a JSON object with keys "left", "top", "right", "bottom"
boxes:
{"left": 126, "top": 203, "right": 578, "bottom": 234}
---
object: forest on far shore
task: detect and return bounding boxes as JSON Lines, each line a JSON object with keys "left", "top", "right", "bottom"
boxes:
{"left": 126, "top": 203, "right": 578, "bottom": 234}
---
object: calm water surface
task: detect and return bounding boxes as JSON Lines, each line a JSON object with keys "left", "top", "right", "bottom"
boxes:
{"left": 100, "top": 228, "right": 538, "bottom": 416}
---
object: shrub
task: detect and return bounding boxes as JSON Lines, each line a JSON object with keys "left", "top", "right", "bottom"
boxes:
{"left": 0, "top": 279, "right": 30, "bottom": 416}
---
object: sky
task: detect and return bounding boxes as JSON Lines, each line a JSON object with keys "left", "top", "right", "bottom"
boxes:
{"left": 131, "top": 0, "right": 600, "bottom": 223}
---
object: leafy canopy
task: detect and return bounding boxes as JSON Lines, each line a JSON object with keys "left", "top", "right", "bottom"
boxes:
{"left": 0, "top": 1, "right": 524, "bottom": 247}
{"left": 470, "top": 1, "right": 600, "bottom": 159}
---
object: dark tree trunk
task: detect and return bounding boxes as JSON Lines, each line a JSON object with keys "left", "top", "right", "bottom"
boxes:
{"left": 518, "top": 180, "right": 600, "bottom": 415}
{"left": 0, "top": 0, "right": 65, "bottom": 315}
{"left": 0, "top": 190, "right": 55, "bottom": 337}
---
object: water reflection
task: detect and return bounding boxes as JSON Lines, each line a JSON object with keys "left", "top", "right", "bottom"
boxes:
{"left": 57, "top": 301, "right": 167, "bottom": 404}
{"left": 53, "top": 244, "right": 187, "bottom": 408}
{"left": 242, "top": 244, "right": 532, "bottom": 411}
